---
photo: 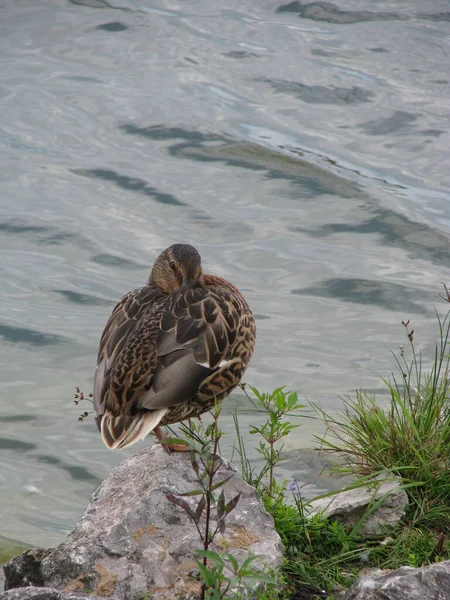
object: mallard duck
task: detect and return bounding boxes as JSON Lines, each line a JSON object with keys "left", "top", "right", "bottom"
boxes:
{"left": 93, "top": 243, "right": 255, "bottom": 451}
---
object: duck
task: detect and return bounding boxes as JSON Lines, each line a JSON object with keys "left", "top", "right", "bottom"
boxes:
{"left": 93, "top": 243, "right": 256, "bottom": 451}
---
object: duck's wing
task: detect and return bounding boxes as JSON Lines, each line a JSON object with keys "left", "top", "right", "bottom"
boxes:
{"left": 93, "top": 286, "right": 158, "bottom": 424}
{"left": 139, "top": 282, "right": 245, "bottom": 411}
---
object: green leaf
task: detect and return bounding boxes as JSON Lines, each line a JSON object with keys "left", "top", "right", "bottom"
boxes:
{"left": 239, "top": 553, "right": 258, "bottom": 571}
{"left": 218, "top": 518, "right": 226, "bottom": 534}
{"left": 195, "top": 495, "right": 206, "bottom": 522}
{"left": 165, "top": 493, "right": 196, "bottom": 521}
{"left": 178, "top": 488, "right": 204, "bottom": 497}
{"left": 274, "top": 391, "right": 287, "bottom": 411}
{"left": 248, "top": 385, "right": 264, "bottom": 401}
{"left": 195, "top": 560, "right": 216, "bottom": 586}
{"left": 217, "top": 490, "right": 225, "bottom": 520}
{"left": 224, "top": 493, "right": 241, "bottom": 516}
{"left": 210, "top": 475, "right": 233, "bottom": 492}
{"left": 223, "top": 552, "right": 239, "bottom": 573}
{"left": 269, "top": 411, "right": 279, "bottom": 427}
{"left": 244, "top": 573, "right": 276, "bottom": 585}
{"left": 205, "top": 424, "right": 216, "bottom": 438}
{"left": 287, "top": 391, "right": 298, "bottom": 406}
{"left": 190, "top": 451, "right": 200, "bottom": 477}
{"left": 196, "top": 550, "right": 225, "bottom": 567}
{"left": 159, "top": 436, "right": 189, "bottom": 447}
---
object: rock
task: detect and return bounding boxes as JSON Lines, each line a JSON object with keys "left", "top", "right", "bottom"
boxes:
{"left": 0, "top": 586, "right": 116, "bottom": 600}
{"left": 4, "top": 446, "right": 283, "bottom": 600}
{"left": 343, "top": 560, "right": 450, "bottom": 599}
{"left": 308, "top": 477, "right": 408, "bottom": 536}
{"left": 3, "top": 549, "right": 51, "bottom": 591}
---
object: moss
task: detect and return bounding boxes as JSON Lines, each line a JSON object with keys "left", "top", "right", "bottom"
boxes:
{"left": 146, "top": 580, "right": 201, "bottom": 600}
{"left": 225, "top": 525, "right": 260, "bottom": 549}
{"left": 63, "top": 575, "right": 87, "bottom": 593}
{"left": 0, "top": 534, "right": 31, "bottom": 565}
{"left": 132, "top": 524, "right": 158, "bottom": 541}
{"left": 93, "top": 564, "right": 118, "bottom": 596}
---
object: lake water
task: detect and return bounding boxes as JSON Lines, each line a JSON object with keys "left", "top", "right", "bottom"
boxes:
{"left": 1, "top": 0, "right": 449, "bottom": 576}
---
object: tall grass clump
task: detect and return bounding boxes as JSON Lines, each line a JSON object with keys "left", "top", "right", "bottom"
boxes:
{"left": 315, "top": 308, "right": 450, "bottom": 530}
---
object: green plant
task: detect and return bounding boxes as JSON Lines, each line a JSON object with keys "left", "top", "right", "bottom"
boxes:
{"left": 232, "top": 352, "right": 450, "bottom": 597}
{"left": 234, "top": 385, "right": 303, "bottom": 496}
{"left": 314, "top": 309, "right": 450, "bottom": 529}
{"left": 231, "top": 386, "right": 363, "bottom": 596}
{"left": 265, "top": 485, "right": 361, "bottom": 595}
{"left": 369, "top": 526, "right": 450, "bottom": 569}
{"left": 165, "top": 403, "right": 275, "bottom": 600}
{"left": 196, "top": 550, "right": 276, "bottom": 600}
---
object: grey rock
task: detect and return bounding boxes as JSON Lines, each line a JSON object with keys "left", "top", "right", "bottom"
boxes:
{"left": 4, "top": 446, "right": 283, "bottom": 600}
{"left": 0, "top": 586, "right": 116, "bottom": 600}
{"left": 3, "top": 549, "right": 51, "bottom": 590}
{"left": 308, "top": 477, "right": 408, "bottom": 536}
{"left": 344, "top": 560, "right": 450, "bottom": 599}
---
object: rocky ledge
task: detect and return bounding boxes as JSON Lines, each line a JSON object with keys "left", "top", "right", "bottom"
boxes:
{"left": 308, "top": 476, "right": 408, "bottom": 537}
{"left": 0, "top": 588, "right": 110, "bottom": 600}
{"left": 2, "top": 446, "right": 283, "bottom": 600}
{"left": 4, "top": 447, "right": 450, "bottom": 600}
{"left": 344, "top": 560, "right": 450, "bottom": 600}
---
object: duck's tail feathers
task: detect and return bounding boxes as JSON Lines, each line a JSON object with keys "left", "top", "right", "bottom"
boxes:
{"left": 100, "top": 408, "right": 168, "bottom": 450}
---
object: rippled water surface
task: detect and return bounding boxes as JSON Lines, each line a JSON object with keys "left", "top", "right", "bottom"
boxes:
{"left": 1, "top": 0, "right": 449, "bottom": 571}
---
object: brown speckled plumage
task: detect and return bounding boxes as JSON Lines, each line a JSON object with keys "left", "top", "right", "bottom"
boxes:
{"left": 93, "top": 244, "right": 255, "bottom": 450}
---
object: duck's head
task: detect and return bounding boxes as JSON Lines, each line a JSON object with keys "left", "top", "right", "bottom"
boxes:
{"left": 149, "top": 244, "right": 203, "bottom": 293}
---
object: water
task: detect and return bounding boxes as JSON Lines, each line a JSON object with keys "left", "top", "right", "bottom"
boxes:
{"left": 0, "top": 0, "right": 449, "bottom": 576}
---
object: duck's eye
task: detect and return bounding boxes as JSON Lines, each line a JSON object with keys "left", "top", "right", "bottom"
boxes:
{"left": 169, "top": 261, "right": 177, "bottom": 272}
